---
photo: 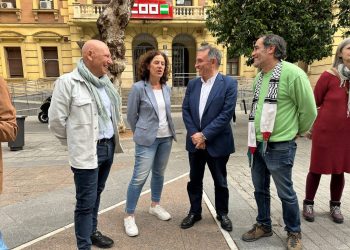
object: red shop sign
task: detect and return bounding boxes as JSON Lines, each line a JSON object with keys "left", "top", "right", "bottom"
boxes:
{"left": 131, "top": 0, "right": 173, "bottom": 19}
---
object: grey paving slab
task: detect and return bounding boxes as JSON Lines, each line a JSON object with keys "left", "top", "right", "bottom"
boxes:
{"left": 1, "top": 112, "right": 350, "bottom": 250}
{"left": 0, "top": 211, "right": 16, "bottom": 227}
{"left": 1, "top": 136, "right": 191, "bottom": 248}
{"left": 204, "top": 170, "right": 286, "bottom": 250}
{"left": 22, "top": 177, "right": 230, "bottom": 250}
{"left": 225, "top": 113, "right": 350, "bottom": 250}
{"left": 1, "top": 188, "right": 75, "bottom": 247}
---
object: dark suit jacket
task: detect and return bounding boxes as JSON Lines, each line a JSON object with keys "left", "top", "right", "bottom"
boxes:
{"left": 182, "top": 73, "right": 237, "bottom": 157}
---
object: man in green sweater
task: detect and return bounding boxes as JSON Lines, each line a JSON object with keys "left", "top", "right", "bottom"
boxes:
{"left": 241, "top": 34, "right": 317, "bottom": 250}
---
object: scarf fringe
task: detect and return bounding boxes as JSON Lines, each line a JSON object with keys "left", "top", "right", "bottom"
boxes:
{"left": 77, "top": 59, "right": 122, "bottom": 129}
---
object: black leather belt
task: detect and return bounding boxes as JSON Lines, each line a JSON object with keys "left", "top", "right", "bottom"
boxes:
{"left": 266, "top": 139, "right": 295, "bottom": 145}
{"left": 97, "top": 136, "right": 114, "bottom": 144}
{"left": 256, "top": 139, "right": 295, "bottom": 148}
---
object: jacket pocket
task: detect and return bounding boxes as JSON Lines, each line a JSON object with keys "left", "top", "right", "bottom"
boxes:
{"left": 70, "top": 97, "right": 92, "bottom": 125}
{"left": 135, "top": 121, "right": 147, "bottom": 129}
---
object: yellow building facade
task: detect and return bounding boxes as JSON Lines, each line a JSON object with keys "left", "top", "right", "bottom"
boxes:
{"left": 0, "top": 0, "right": 345, "bottom": 89}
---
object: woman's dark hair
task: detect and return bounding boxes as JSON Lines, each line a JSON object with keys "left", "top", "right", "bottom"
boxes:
{"left": 138, "top": 50, "right": 170, "bottom": 85}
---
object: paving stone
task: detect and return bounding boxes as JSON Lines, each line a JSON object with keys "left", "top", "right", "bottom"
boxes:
{"left": 1, "top": 112, "right": 350, "bottom": 249}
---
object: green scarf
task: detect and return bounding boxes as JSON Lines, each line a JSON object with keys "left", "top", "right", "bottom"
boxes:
{"left": 77, "top": 58, "right": 121, "bottom": 128}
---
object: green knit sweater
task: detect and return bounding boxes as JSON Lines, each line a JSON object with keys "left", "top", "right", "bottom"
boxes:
{"left": 253, "top": 61, "right": 317, "bottom": 142}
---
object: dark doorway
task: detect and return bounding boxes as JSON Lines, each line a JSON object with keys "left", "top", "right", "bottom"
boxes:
{"left": 132, "top": 34, "right": 157, "bottom": 82}
{"left": 172, "top": 44, "right": 190, "bottom": 87}
{"left": 133, "top": 43, "right": 155, "bottom": 82}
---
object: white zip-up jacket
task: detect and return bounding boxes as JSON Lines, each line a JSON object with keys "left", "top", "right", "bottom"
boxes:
{"left": 48, "top": 68, "right": 123, "bottom": 169}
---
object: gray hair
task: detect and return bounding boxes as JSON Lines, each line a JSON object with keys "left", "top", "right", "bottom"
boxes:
{"left": 198, "top": 44, "right": 222, "bottom": 67}
{"left": 260, "top": 34, "right": 287, "bottom": 60}
{"left": 333, "top": 38, "right": 350, "bottom": 67}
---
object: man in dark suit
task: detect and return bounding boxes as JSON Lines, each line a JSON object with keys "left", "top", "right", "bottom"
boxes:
{"left": 181, "top": 44, "right": 237, "bottom": 231}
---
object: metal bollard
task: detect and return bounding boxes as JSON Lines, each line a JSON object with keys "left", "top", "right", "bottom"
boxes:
{"left": 242, "top": 99, "right": 247, "bottom": 114}
{"left": 8, "top": 115, "right": 26, "bottom": 151}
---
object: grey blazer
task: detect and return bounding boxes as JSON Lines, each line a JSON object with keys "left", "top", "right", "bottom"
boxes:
{"left": 127, "top": 80, "right": 176, "bottom": 146}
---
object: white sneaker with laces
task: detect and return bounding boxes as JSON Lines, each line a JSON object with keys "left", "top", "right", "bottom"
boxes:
{"left": 124, "top": 216, "right": 139, "bottom": 237}
{"left": 149, "top": 205, "right": 171, "bottom": 221}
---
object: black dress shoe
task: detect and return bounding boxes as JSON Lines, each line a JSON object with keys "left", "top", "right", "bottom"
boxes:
{"left": 216, "top": 215, "right": 233, "bottom": 232}
{"left": 180, "top": 214, "right": 202, "bottom": 229}
{"left": 90, "top": 231, "right": 114, "bottom": 248}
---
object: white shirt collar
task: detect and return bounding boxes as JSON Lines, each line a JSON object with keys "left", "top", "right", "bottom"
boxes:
{"left": 201, "top": 72, "right": 219, "bottom": 85}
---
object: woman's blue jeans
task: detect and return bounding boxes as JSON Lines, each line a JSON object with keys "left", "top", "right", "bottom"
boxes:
{"left": 126, "top": 137, "right": 172, "bottom": 214}
{"left": 251, "top": 140, "right": 301, "bottom": 233}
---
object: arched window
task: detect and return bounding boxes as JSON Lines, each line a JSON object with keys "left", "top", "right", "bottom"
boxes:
{"left": 172, "top": 34, "right": 196, "bottom": 87}
{"left": 132, "top": 34, "right": 157, "bottom": 82}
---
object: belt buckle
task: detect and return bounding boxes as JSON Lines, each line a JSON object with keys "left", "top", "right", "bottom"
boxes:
{"left": 97, "top": 136, "right": 113, "bottom": 144}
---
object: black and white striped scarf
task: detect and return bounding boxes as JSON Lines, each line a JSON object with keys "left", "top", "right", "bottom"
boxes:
{"left": 248, "top": 61, "right": 282, "bottom": 162}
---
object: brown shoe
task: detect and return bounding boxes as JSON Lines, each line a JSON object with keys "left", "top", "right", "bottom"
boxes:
{"left": 330, "top": 201, "right": 344, "bottom": 224}
{"left": 302, "top": 201, "right": 314, "bottom": 222}
{"left": 241, "top": 223, "right": 273, "bottom": 242}
{"left": 287, "top": 232, "right": 302, "bottom": 250}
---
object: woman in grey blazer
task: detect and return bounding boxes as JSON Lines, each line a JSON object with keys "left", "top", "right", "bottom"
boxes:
{"left": 124, "top": 50, "right": 176, "bottom": 237}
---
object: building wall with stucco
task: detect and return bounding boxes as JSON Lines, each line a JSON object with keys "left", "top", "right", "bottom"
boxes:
{"left": 0, "top": 0, "right": 346, "bottom": 89}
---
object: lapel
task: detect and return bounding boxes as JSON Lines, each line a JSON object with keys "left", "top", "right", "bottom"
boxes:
{"left": 144, "top": 81, "right": 159, "bottom": 118}
{"left": 202, "top": 73, "right": 223, "bottom": 116}
{"left": 192, "top": 78, "right": 202, "bottom": 125}
{"left": 162, "top": 84, "right": 171, "bottom": 116}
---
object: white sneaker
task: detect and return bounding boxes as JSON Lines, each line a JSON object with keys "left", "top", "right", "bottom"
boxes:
{"left": 124, "top": 216, "right": 139, "bottom": 237}
{"left": 149, "top": 205, "right": 171, "bottom": 221}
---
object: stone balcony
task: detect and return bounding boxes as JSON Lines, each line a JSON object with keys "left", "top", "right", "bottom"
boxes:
{"left": 72, "top": 4, "right": 206, "bottom": 21}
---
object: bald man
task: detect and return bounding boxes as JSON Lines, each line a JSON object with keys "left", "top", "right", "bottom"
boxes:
{"left": 49, "top": 40, "right": 123, "bottom": 250}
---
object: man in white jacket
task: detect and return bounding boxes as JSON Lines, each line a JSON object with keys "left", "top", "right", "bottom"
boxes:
{"left": 49, "top": 40, "right": 122, "bottom": 250}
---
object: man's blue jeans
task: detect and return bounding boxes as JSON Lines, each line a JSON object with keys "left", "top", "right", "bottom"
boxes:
{"left": 72, "top": 139, "right": 115, "bottom": 250}
{"left": 0, "top": 231, "right": 8, "bottom": 250}
{"left": 126, "top": 137, "right": 172, "bottom": 214}
{"left": 251, "top": 140, "right": 301, "bottom": 233}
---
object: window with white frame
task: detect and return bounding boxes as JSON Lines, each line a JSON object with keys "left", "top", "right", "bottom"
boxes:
{"left": 226, "top": 57, "right": 239, "bottom": 76}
